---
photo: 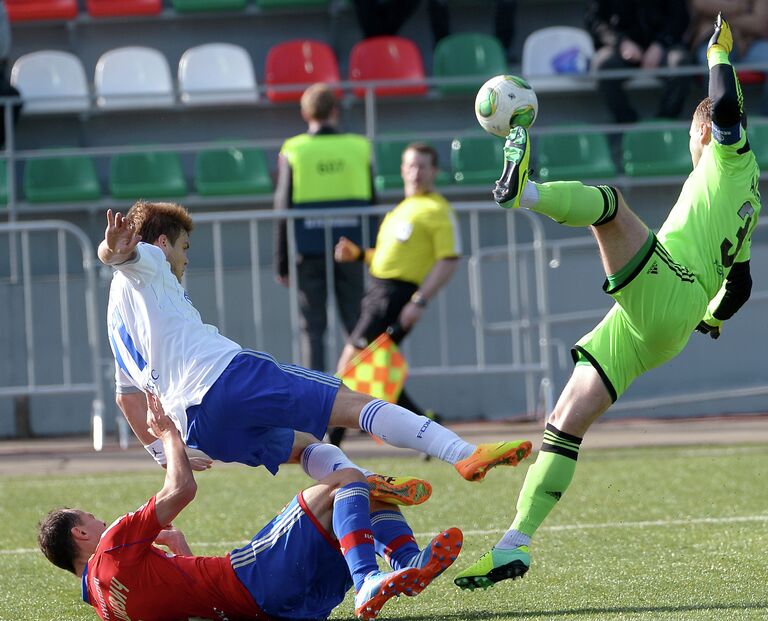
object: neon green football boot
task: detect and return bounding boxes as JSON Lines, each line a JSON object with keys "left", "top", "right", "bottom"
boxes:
{"left": 453, "top": 545, "right": 530, "bottom": 590}
{"left": 493, "top": 126, "right": 531, "bottom": 209}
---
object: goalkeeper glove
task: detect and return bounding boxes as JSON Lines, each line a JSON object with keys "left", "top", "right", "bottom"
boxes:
{"left": 695, "top": 320, "right": 721, "bottom": 340}
{"left": 707, "top": 12, "right": 733, "bottom": 59}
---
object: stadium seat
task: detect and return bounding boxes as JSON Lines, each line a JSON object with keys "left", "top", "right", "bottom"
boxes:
{"left": 537, "top": 130, "right": 617, "bottom": 181}
{"left": 195, "top": 146, "right": 273, "bottom": 196}
{"left": 256, "top": 0, "right": 330, "bottom": 7}
{"left": 374, "top": 139, "right": 450, "bottom": 191}
{"left": 171, "top": 0, "right": 247, "bottom": 12}
{"left": 622, "top": 124, "right": 691, "bottom": 177}
{"left": 450, "top": 135, "right": 504, "bottom": 185}
{"left": 86, "top": 0, "right": 162, "bottom": 17}
{"left": 521, "top": 26, "right": 594, "bottom": 93}
{"left": 179, "top": 44, "right": 258, "bottom": 106}
{"left": 349, "top": 36, "right": 427, "bottom": 98}
{"left": 747, "top": 119, "right": 768, "bottom": 169}
{"left": 11, "top": 51, "right": 90, "bottom": 113}
{"left": 110, "top": 151, "right": 187, "bottom": 199}
{"left": 265, "top": 40, "right": 340, "bottom": 103}
{"left": 433, "top": 33, "right": 507, "bottom": 95}
{"left": 0, "top": 160, "right": 7, "bottom": 205}
{"left": 6, "top": 0, "right": 78, "bottom": 22}
{"left": 95, "top": 47, "right": 175, "bottom": 109}
{"left": 23, "top": 154, "right": 101, "bottom": 203}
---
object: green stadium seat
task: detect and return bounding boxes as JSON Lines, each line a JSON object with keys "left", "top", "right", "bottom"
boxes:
{"left": 433, "top": 33, "right": 507, "bottom": 95}
{"left": 110, "top": 151, "right": 187, "bottom": 199}
{"left": 537, "top": 130, "right": 617, "bottom": 181}
{"left": 24, "top": 155, "right": 101, "bottom": 203}
{"left": 450, "top": 135, "right": 504, "bottom": 185}
{"left": 622, "top": 124, "right": 691, "bottom": 177}
{"left": 374, "top": 139, "right": 450, "bottom": 191}
{"left": 0, "top": 160, "right": 7, "bottom": 206}
{"left": 195, "top": 146, "right": 273, "bottom": 196}
{"left": 747, "top": 119, "right": 768, "bottom": 169}
{"left": 171, "top": 0, "right": 246, "bottom": 11}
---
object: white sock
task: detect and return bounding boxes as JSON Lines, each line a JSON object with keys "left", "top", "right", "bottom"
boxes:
{"left": 300, "top": 443, "right": 371, "bottom": 481}
{"left": 359, "top": 400, "right": 475, "bottom": 464}
{"left": 519, "top": 181, "right": 540, "bottom": 209}
{"left": 496, "top": 529, "right": 531, "bottom": 550}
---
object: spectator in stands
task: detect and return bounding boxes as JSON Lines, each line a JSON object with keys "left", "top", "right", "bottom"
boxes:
{"left": 455, "top": 13, "right": 760, "bottom": 591}
{"left": 38, "top": 393, "right": 462, "bottom": 621}
{"left": 274, "top": 83, "right": 372, "bottom": 375}
{"left": 333, "top": 143, "right": 460, "bottom": 448}
{"left": 0, "top": 0, "right": 21, "bottom": 147}
{"left": 586, "top": 0, "right": 692, "bottom": 123}
{"left": 352, "top": 0, "right": 450, "bottom": 46}
{"left": 689, "top": 0, "right": 768, "bottom": 114}
{"left": 352, "top": 0, "right": 517, "bottom": 55}
{"left": 99, "top": 202, "right": 531, "bottom": 485}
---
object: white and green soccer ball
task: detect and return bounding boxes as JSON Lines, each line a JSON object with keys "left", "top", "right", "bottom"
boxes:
{"left": 474, "top": 74, "right": 538, "bottom": 138}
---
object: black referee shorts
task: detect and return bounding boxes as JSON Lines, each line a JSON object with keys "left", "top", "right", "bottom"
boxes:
{"left": 349, "top": 277, "right": 418, "bottom": 348}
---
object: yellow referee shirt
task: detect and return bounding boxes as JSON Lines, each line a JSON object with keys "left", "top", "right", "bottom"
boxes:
{"left": 370, "top": 192, "right": 461, "bottom": 285}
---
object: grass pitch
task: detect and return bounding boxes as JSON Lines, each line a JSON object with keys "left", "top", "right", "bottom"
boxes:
{"left": 1, "top": 444, "right": 767, "bottom": 621}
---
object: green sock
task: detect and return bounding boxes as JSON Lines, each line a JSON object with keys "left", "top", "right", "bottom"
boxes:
{"left": 531, "top": 181, "right": 618, "bottom": 227}
{"left": 511, "top": 423, "right": 582, "bottom": 537}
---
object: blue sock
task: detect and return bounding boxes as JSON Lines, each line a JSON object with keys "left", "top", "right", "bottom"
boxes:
{"left": 333, "top": 482, "right": 378, "bottom": 591}
{"left": 370, "top": 510, "right": 419, "bottom": 570}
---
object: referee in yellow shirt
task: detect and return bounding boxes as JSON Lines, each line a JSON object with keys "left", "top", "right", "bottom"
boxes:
{"left": 333, "top": 143, "right": 461, "bottom": 445}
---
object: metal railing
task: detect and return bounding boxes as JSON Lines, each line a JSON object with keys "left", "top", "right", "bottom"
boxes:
{"left": 0, "top": 220, "right": 105, "bottom": 449}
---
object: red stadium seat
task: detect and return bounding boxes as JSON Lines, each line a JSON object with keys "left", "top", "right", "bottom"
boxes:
{"left": 6, "top": 0, "right": 78, "bottom": 21}
{"left": 348, "top": 36, "right": 427, "bottom": 98}
{"left": 265, "top": 39, "right": 341, "bottom": 102}
{"left": 86, "top": 0, "right": 163, "bottom": 17}
{"left": 736, "top": 70, "right": 765, "bottom": 85}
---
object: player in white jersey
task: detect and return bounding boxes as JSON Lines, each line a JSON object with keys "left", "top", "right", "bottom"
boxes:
{"left": 100, "top": 202, "right": 533, "bottom": 492}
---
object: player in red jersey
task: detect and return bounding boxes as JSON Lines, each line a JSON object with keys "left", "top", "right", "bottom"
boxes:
{"left": 38, "top": 395, "right": 463, "bottom": 621}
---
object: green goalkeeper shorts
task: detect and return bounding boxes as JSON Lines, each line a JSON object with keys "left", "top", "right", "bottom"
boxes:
{"left": 572, "top": 235, "right": 709, "bottom": 401}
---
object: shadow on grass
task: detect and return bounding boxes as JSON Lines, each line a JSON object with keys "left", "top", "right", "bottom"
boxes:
{"left": 395, "top": 601, "right": 768, "bottom": 620}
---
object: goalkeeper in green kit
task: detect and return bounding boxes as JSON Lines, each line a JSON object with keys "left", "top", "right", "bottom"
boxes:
{"left": 455, "top": 13, "right": 761, "bottom": 589}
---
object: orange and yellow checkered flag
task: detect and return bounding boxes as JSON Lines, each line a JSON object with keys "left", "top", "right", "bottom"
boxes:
{"left": 337, "top": 332, "right": 408, "bottom": 404}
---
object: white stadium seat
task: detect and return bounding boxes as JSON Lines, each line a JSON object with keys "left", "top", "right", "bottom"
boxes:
{"left": 94, "top": 46, "right": 175, "bottom": 109}
{"left": 178, "top": 43, "right": 258, "bottom": 105}
{"left": 522, "top": 26, "right": 595, "bottom": 93}
{"left": 11, "top": 50, "right": 90, "bottom": 113}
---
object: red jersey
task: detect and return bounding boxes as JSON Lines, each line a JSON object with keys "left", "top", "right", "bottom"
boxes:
{"left": 82, "top": 496, "right": 269, "bottom": 621}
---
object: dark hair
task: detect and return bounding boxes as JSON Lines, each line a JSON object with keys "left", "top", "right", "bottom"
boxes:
{"left": 403, "top": 142, "right": 438, "bottom": 167}
{"left": 125, "top": 201, "right": 194, "bottom": 245}
{"left": 694, "top": 97, "right": 713, "bottom": 126}
{"left": 38, "top": 508, "right": 81, "bottom": 574}
{"left": 301, "top": 83, "right": 338, "bottom": 122}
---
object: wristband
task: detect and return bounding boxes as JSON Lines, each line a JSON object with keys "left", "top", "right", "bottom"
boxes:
{"left": 144, "top": 438, "right": 167, "bottom": 466}
{"left": 356, "top": 246, "right": 366, "bottom": 262}
{"left": 410, "top": 292, "right": 427, "bottom": 308}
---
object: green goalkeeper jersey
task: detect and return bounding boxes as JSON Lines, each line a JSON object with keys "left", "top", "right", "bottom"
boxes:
{"left": 657, "top": 127, "right": 761, "bottom": 305}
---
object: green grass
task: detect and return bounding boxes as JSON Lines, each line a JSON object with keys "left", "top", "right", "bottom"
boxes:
{"left": 2, "top": 445, "right": 768, "bottom": 620}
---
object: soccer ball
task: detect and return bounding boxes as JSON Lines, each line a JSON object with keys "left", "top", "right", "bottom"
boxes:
{"left": 474, "top": 75, "right": 538, "bottom": 138}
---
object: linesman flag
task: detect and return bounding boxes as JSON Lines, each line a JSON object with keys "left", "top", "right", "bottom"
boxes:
{"left": 337, "top": 331, "right": 408, "bottom": 404}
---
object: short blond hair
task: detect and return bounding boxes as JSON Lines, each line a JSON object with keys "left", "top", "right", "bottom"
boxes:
{"left": 693, "top": 97, "right": 713, "bottom": 126}
{"left": 301, "top": 83, "right": 338, "bottom": 122}
{"left": 125, "top": 201, "right": 193, "bottom": 245}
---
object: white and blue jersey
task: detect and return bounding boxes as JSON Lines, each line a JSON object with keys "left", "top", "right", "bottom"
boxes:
{"left": 107, "top": 242, "right": 241, "bottom": 436}
{"left": 108, "top": 243, "right": 342, "bottom": 471}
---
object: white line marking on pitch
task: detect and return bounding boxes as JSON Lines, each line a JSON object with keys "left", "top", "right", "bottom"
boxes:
{"left": 5, "top": 514, "right": 768, "bottom": 555}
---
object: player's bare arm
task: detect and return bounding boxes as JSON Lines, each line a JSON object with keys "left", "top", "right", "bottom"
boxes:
{"left": 98, "top": 209, "right": 141, "bottom": 266}
{"left": 147, "top": 394, "right": 198, "bottom": 526}
{"left": 154, "top": 525, "right": 193, "bottom": 556}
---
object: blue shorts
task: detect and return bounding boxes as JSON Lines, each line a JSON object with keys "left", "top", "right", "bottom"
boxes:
{"left": 230, "top": 493, "right": 352, "bottom": 620}
{"left": 185, "top": 350, "right": 341, "bottom": 474}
